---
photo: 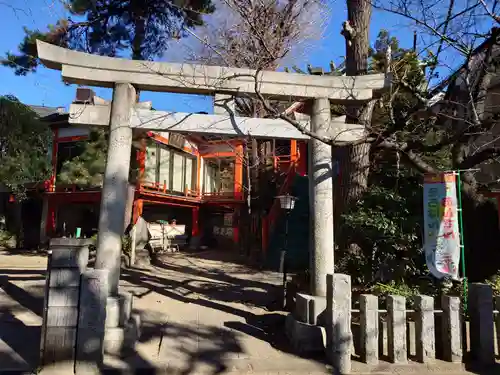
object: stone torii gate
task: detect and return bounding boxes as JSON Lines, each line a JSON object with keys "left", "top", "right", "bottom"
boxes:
{"left": 36, "top": 40, "right": 389, "bottom": 368}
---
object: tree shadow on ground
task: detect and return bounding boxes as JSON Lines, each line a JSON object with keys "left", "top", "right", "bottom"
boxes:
{"left": 0, "top": 268, "right": 248, "bottom": 374}
{"left": 128, "top": 317, "right": 244, "bottom": 374}
{"left": 0, "top": 271, "right": 45, "bottom": 371}
{"left": 120, "top": 264, "right": 328, "bottom": 366}
{"left": 148, "top": 255, "right": 283, "bottom": 311}
{"left": 181, "top": 249, "right": 265, "bottom": 274}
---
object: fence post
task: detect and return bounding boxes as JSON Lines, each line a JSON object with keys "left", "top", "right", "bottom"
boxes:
{"left": 387, "top": 295, "right": 407, "bottom": 364}
{"left": 326, "top": 274, "right": 352, "bottom": 374}
{"left": 415, "top": 295, "right": 435, "bottom": 363}
{"left": 441, "top": 295, "right": 462, "bottom": 363}
{"left": 469, "top": 283, "right": 495, "bottom": 365}
{"left": 495, "top": 296, "right": 500, "bottom": 359}
{"left": 75, "top": 269, "right": 109, "bottom": 374}
{"left": 360, "top": 294, "right": 379, "bottom": 365}
{"left": 41, "top": 239, "right": 91, "bottom": 366}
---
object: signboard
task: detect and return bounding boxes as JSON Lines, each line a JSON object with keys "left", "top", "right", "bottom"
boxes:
{"left": 423, "top": 173, "right": 461, "bottom": 279}
{"left": 223, "top": 213, "right": 233, "bottom": 226}
{"left": 168, "top": 133, "right": 186, "bottom": 150}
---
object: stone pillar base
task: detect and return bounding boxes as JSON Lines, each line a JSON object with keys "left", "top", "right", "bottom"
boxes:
{"left": 295, "top": 293, "right": 327, "bottom": 325}
{"left": 104, "top": 313, "right": 141, "bottom": 355}
{"left": 285, "top": 293, "right": 328, "bottom": 354}
{"left": 285, "top": 314, "right": 326, "bottom": 354}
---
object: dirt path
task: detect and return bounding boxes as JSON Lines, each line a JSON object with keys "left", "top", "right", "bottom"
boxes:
{"left": 0, "top": 250, "right": 47, "bottom": 371}
{"left": 0, "top": 249, "right": 487, "bottom": 374}
{"left": 112, "top": 250, "right": 331, "bottom": 373}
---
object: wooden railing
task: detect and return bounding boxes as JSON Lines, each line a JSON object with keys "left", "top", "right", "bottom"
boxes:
{"left": 140, "top": 181, "right": 244, "bottom": 202}
{"left": 140, "top": 181, "right": 200, "bottom": 198}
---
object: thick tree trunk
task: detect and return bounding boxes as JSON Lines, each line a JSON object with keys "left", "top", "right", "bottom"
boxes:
{"left": 334, "top": 0, "right": 373, "bottom": 230}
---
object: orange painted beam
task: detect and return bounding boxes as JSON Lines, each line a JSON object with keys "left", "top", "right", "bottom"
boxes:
{"left": 297, "top": 141, "right": 307, "bottom": 176}
{"left": 132, "top": 199, "right": 144, "bottom": 224}
{"left": 56, "top": 135, "right": 88, "bottom": 143}
{"left": 137, "top": 138, "right": 146, "bottom": 188}
{"left": 234, "top": 143, "right": 244, "bottom": 200}
{"left": 141, "top": 197, "right": 198, "bottom": 208}
{"left": 47, "top": 128, "right": 59, "bottom": 192}
{"left": 290, "top": 140, "right": 297, "bottom": 162}
{"left": 201, "top": 151, "right": 236, "bottom": 158}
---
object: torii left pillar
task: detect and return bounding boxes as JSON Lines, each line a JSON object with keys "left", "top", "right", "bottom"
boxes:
{"left": 95, "top": 82, "right": 136, "bottom": 295}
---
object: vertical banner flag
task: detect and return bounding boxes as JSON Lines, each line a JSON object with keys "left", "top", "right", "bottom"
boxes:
{"left": 423, "top": 173, "right": 461, "bottom": 280}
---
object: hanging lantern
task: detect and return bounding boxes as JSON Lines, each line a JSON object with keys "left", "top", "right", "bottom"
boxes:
{"left": 275, "top": 194, "right": 298, "bottom": 211}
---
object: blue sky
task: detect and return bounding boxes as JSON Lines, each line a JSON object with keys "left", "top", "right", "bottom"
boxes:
{"left": 0, "top": 0, "right": 457, "bottom": 113}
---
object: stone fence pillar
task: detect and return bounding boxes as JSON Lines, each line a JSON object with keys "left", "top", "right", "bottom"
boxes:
{"left": 40, "top": 238, "right": 93, "bottom": 366}
{"left": 326, "top": 273, "right": 351, "bottom": 374}
{"left": 469, "top": 283, "right": 495, "bottom": 365}
{"left": 75, "top": 269, "right": 109, "bottom": 374}
{"left": 387, "top": 295, "right": 407, "bottom": 364}
{"left": 414, "top": 295, "right": 435, "bottom": 363}
{"left": 360, "top": 294, "right": 378, "bottom": 365}
{"left": 441, "top": 296, "right": 462, "bottom": 363}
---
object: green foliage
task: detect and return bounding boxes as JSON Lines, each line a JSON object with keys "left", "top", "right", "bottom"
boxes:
{"left": 485, "top": 272, "right": 500, "bottom": 296}
{"left": 339, "top": 164, "right": 427, "bottom": 286}
{"left": 371, "top": 280, "right": 420, "bottom": 299}
{"left": 369, "top": 29, "right": 425, "bottom": 87}
{"left": 0, "top": 96, "right": 51, "bottom": 197}
{"left": 370, "top": 280, "right": 433, "bottom": 309}
{"left": 58, "top": 128, "right": 107, "bottom": 187}
{"left": 337, "top": 31, "right": 452, "bottom": 287}
{"left": 4, "top": 0, "right": 215, "bottom": 75}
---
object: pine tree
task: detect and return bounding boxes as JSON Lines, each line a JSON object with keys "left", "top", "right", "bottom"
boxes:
{"left": 0, "top": 96, "right": 51, "bottom": 195}
{"left": 3, "top": 0, "right": 215, "bottom": 75}
{"left": 58, "top": 128, "right": 108, "bottom": 187}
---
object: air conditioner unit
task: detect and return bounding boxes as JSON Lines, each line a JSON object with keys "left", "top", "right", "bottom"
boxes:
{"left": 75, "top": 88, "right": 95, "bottom": 104}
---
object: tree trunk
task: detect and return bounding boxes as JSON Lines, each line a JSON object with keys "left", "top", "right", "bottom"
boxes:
{"left": 334, "top": 0, "right": 373, "bottom": 231}
{"left": 131, "top": 0, "right": 145, "bottom": 101}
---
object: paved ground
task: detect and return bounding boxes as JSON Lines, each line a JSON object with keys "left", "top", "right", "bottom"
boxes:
{"left": 0, "top": 248, "right": 496, "bottom": 374}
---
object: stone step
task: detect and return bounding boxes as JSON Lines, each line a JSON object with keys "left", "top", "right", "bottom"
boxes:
{"left": 105, "top": 293, "right": 133, "bottom": 328}
{"left": 103, "top": 313, "right": 141, "bottom": 355}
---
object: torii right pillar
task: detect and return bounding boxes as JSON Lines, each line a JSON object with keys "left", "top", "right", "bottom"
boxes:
{"left": 309, "top": 98, "right": 335, "bottom": 297}
{"left": 287, "top": 98, "right": 351, "bottom": 374}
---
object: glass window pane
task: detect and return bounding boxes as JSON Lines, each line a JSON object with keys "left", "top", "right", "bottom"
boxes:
{"left": 185, "top": 158, "right": 193, "bottom": 191}
{"left": 173, "top": 152, "right": 184, "bottom": 192}
{"left": 158, "top": 147, "right": 171, "bottom": 189}
{"left": 205, "top": 165, "right": 211, "bottom": 193}
{"left": 211, "top": 165, "right": 218, "bottom": 192}
{"left": 145, "top": 144, "right": 157, "bottom": 183}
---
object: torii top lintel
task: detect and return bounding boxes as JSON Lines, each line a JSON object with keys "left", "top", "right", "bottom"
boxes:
{"left": 36, "top": 40, "right": 390, "bottom": 102}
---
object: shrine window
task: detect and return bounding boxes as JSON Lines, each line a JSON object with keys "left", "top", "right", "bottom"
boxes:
{"left": 144, "top": 141, "right": 196, "bottom": 194}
